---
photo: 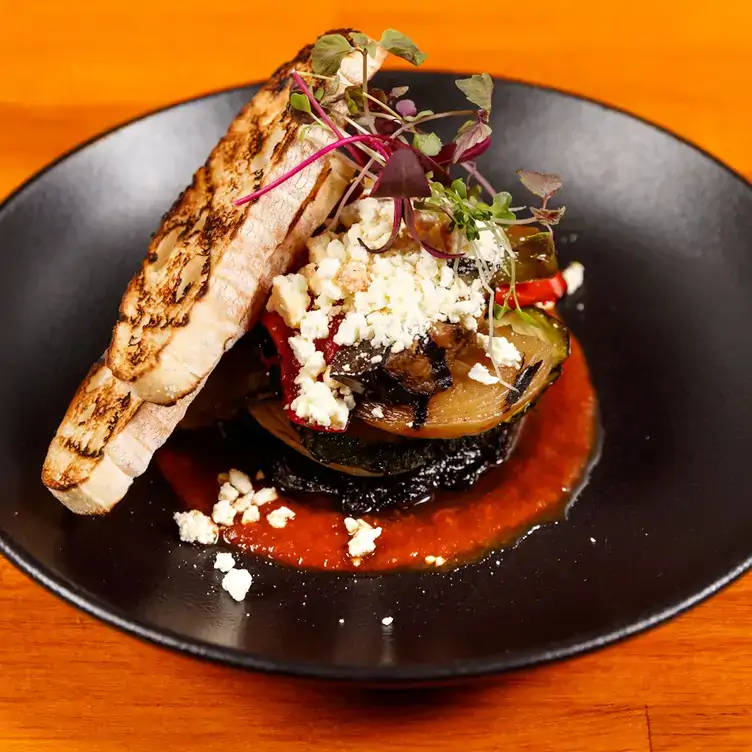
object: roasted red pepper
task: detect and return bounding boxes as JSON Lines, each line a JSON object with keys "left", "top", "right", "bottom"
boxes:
{"left": 495, "top": 272, "right": 567, "bottom": 309}
{"left": 261, "top": 310, "right": 346, "bottom": 433}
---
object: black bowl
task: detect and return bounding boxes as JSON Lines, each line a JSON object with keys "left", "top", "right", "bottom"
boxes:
{"left": 1, "top": 72, "right": 751, "bottom": 682}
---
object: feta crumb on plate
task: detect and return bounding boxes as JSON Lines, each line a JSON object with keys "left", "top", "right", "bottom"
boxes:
{"left": 267, "top": 506, "right": 296, "bottom": 529}
{"left": 241, "top": 505, "right": 261, "bottom": 525}
{"left": 468, "top": 363, "right": 500, "bottom": 385}
{"left": 371, "top": 405, "right": 385, "bottom": 418}
{"left": 253, "top": 487, "right": 279, "bottom": 506}
{"left": 228, "top": 468, "right": 253, "bottom": 495}
{"left": 173, "top": 510, "right": 218, "bottom": 545}
{"left": 217, "top": 482, "right": 239, "bottom": 503}
{"left": 214, "top": 552, "right": 235, "bottom": 573}
{"left": 562, "top": 261, "right": 585, "bottom": 295}
{"left": 344, "top": 517, "right": 382, "bottom": 558}
{"left": 381, "top": 616, "right": 394, "bottom": 626}
{"left": 212, "top": 499, "right": 237, "bottom": 527}
{"left": 222, "top": 568, "right": 253, "bottom": 602}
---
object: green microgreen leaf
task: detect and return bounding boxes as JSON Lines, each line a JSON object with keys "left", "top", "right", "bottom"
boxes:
{"left": 312, "top": 33, "right": 353, "bottom": 76}
{"left": 349, "top": 32, "right": 371, "bottom": 47}
{"left": 313, "top": 87, "right": 324, "bottom": 102}
{"left": 290, "top": 92, "right": 312, "bottom": 114}
{"left": 451, "top": 178, "right": 467, "bottom": 199}
{"left": 379, "top": 29, "right": 427, "bottom": 66}
{"left": 455, "top": 73, "right": 494, "bottom": 112}
{"left": 412, "top": 132, "right": 443, "bottom": 156}
{"left": 491, "top": 191, "right": 515, "bottom": 220}
{"left": 344, "top": 86, "right": 365, "bottom": 116}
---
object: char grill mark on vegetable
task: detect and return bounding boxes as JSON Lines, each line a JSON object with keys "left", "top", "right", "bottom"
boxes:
{"left": 506, "top": 361, "right": 543, "bottom": 407}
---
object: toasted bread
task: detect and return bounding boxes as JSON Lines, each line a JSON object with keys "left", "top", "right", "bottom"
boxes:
{"left": 43, "top": 31, "right": 384, "bottom": 513}
{"left": 107, "top": 32, "right": 385, "bottom": 405}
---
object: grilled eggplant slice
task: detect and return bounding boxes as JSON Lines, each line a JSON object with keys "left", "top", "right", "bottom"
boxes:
{"left": 355, "top": 307, "right": 569, "bottom": 439}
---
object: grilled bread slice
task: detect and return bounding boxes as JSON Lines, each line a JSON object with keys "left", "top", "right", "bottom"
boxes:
{"left": 107, "top": 32, "right": 385, "bottom": 405}
{"left": 43, "top": 32, "right": 383, "bottom": 513}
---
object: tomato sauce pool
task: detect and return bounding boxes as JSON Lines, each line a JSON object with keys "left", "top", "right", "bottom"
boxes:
{"left": 156, "top": 338, "right": 598, "bottom": 572}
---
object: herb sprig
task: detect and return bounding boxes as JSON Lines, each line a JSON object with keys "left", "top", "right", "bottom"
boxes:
{"left": 234, "top": 29, "right": 566, "bottom": 337}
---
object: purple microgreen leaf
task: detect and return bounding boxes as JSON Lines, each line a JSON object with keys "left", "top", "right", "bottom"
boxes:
{"left": 403, "top": 201, "right": 464, "bottom": 259}
{"left": 516, "top": 170, "right": 563, "bottom": 200}
{"left": 370, "top": 149, "right": 431, "bottom": 199}
{"left": 379, "top": 29, "right": 427, "bottom": 66}
{"left": 390, "top": 85, "right": 410, "bottom": 98}
{"left": 530, "top": 206, "right": 566, "bottom": 225}
{"left": 290, "top": 92, "right": 312, "bottom": 114}
{"left": 434, "top": 143, "right": 457, "bottom": 165}
{"left": 455, "top": 73, "right": 494, "bottom": 112}
{"left": 312, "top": 33, "right": 353, "bottom": 76}
{"left": 453, "top": 119, "right": 492, "bottom": 163}
{"left": 412, "top": 132, "right": 443, "bottom": 157}
{"left": 358, "top": 200, "right": 403, "bottom": 253}
{"left": 396, "top": 99, "right": 417, "bottom": 117}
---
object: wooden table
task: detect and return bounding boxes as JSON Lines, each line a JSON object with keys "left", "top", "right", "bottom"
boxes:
{"left": 1, "top": 3, "right": 750, "bottom": 750}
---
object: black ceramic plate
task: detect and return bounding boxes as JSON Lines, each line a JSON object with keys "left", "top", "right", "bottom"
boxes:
{"left": 1, "top": 73, "right": 751, "bottom": 683}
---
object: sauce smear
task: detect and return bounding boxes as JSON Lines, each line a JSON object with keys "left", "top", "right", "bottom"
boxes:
{"left": 157, "top": 338, "right": 597, "bottom": 572}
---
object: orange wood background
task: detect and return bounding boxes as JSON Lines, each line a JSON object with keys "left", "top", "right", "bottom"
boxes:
{"left": 1, "top": 2, "right": 751, "bottom": 750}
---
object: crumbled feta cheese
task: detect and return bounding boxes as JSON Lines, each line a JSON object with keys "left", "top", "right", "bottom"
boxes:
{"left": 381, "top": 616, "right": 394, "bottom": 626}
{"left": 252, "top": 487, "right": 278, "bottom": 506}
{"left": 214, "top": 552, "right": 235, "bottom": 573}
{"left": 267, "top": 506, "right": 296, "bottom": 529}
{"left": 174, "top": 510, "right": 218, "bottom": 545}
{"left": 217, "top": 482, "right": 240, "bottom": 503}
{"left": 233, "top": 493, "right": 254, "bottom": 512}
{"left": 344, "top": 517, "right": 382, "bottom": 558}
{"left": 424, "top": 554, "right": 447, "bottom": 566}
{"left": 562, "top": 261, "right": 585, "bottom": 295}
{"left": 222, "top": 568, "right": 253, "bottom": 601}
{"left": 371, "top": 405, "right": 385, "bottom": 418}
{"left": 295, "top": 350, "right": 326, "bottom": 382}
{"left": 476, "top": 334, "right": 522, "bottom": 369}
{"left": 274, "top": 198, "right": 498, "bottom": 430}
{"left": 212, "top": 499, "right": 237, "bottom": 527}
{"left": 291, "top": 378, "right": 349, "bottom": 428}
{"left": 406, "top": 421, "right": 414, "bottom": 428}
{"left": 228, "top": 469, "right": 253, "bottom": 496}
{"left": 268, "top": 273, "right": 309, "bottom": 328}
{"left": 468, "top": 362, "right": 500, "bottom": 385}
{"left": 299, "top": 309, "right": 329, "bottom": 340}
{"left": 288, "top": 335, "right": 317, "bottom": 366}
{"left": 241, "top": 505, "right": 261, "bottom": 524}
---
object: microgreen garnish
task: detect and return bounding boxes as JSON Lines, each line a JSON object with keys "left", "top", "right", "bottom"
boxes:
{"left": 235, "top": 29, "right": 566, "bottom": 326}
{"left": 311, "top": 34, "right": 354, "bottom": 76}
{"left": 455, "top": 73, "right": 494, "bottom": 112}
{"left": 412, "top": 132, "right": 442, "bottom": 156}
{"left": 378, "top": 29, "right": 427, "bottom": 66}
{"left": 371, "top": 150, "right": 431, "bottom": 199}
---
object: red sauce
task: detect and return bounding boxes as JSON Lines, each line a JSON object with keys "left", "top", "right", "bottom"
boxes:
{"left": 157, "top": 338, "right": 597, "bottom": 572}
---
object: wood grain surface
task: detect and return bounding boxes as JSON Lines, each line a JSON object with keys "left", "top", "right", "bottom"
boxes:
{"left": 1, "top": 2, "right": 751, "bottom": 750}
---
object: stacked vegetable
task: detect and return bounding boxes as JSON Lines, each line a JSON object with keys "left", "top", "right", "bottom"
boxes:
{"left": 238, "top": 29, "right": 571, "bottom": 466}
